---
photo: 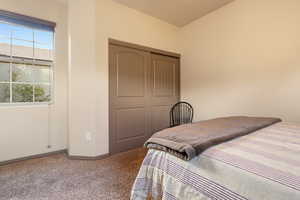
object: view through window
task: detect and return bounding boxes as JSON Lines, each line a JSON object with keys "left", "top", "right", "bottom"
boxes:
{"left": 0, "top": 17, "right": 54, "bottom": 104}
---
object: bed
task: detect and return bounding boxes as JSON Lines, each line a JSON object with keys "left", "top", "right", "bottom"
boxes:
{"left": 131, "top": 121, "right": 300, "bottom": 200}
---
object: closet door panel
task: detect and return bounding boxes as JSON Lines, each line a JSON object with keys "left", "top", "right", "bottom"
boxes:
{"left": 149, "top": 54, "right": 180, "bottom": 134}
{"left": 150, "top": 105, "right": 173, "bottom": 133}
{"left": 109, "top": 44, "right": 150, "bottom": 154}
{"left": 109, "top": 44, "right": 180, "bottom": 154}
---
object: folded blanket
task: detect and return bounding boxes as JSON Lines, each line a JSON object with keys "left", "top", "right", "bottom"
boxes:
{"left": 145, "top": 116, "right": 281, "bottom": 160}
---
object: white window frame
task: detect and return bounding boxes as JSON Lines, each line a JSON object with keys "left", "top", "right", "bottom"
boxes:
{"left": 0, "top": 21, "right": 55, "bottom": 106}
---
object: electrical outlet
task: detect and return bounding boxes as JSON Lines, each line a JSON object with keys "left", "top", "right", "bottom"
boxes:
{"left": 85, "top": 132, "right": 92, "bottom": 142}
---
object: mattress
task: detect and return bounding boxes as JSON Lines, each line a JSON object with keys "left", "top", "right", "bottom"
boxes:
{"left": 131, "top": 122, "right": 300, "bottom": 200}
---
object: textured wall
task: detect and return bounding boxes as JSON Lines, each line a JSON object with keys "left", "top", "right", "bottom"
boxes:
{"left": 180, "top": 0, "right": 300, "bottom": 123}
{"left": 68, "top": 0, "right": 180, "bottom": 157}
{"left": 0, "top": 0, "right": 68, "bottom": 162}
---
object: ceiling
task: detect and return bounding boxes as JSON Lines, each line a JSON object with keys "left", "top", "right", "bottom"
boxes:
{"left": 54, "top": 0, "right": 67, "bottom": 5}
{"left": 112, "top": 0, "right": 234, "bottom": 27}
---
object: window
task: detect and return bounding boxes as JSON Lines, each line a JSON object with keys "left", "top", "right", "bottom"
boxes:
{"left": 0, "top": 10, "right": 55, "bottom": 104}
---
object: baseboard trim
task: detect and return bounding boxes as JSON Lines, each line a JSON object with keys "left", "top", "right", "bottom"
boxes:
{"left": 0, "top": 149, "right": 67, "bottom": 166}
{"left": 0, "top": 150, "right": 111, "bottom": 166}
{"left": 67, "top": 153, "right": 110, "bottom": 160}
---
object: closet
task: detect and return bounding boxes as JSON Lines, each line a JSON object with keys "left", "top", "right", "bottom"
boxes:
{"left": 109, "top": 40, "right": 180, "bottom": 154}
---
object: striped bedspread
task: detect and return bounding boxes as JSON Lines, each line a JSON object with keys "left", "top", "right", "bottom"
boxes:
{"left": 131, "top": 122, "right": 300, "bottom": 200}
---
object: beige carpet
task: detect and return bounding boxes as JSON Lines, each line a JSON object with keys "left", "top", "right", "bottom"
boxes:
{"left": 0, "top": 148, "right": 147, "bottom": 200}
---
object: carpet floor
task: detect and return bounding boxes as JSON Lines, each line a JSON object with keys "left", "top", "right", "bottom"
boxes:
{"left": 0, "top": 148, "right": 147, "bottom": 200}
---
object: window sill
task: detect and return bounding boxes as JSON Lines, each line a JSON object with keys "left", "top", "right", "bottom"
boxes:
{"left": 0, "top": 102, "right": 53, "bottom": 107}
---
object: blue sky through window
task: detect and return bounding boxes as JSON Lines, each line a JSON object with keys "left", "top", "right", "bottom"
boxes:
{"left": 0, "top": 22, "right": 53, "bottom": 50}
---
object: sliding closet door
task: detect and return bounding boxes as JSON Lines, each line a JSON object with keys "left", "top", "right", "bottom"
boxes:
{"left": 149, "top": 54, "right": 180, "bottom": 134}
{"left": 109, "top": 43, "right": 180, "bottom": 154}
{"left": 109, "top": 45, "right": 150, "bottom": 154}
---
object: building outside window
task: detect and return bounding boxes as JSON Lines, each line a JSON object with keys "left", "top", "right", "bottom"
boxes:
{"left": 0, "top": 10, "right": 55, "bottom": 104}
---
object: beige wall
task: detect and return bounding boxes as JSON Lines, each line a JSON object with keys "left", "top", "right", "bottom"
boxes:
{"left": 68, "top": 0, "right": 179, "bottom": 157}
{"left": 0, "top": 0, "right": 68, "bottom": 162}
{"left": 179, "top": 0, "right": 300, "bottom": 123}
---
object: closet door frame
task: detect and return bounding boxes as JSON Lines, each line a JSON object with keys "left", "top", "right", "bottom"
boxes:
{"left": 108, "top": 39, "right": 181, "bottom": 155}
